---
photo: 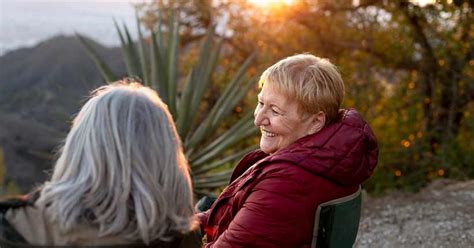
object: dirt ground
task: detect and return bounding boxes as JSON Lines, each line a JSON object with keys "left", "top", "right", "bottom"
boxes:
{"left": 355, "top": 179, "right": 474, "bottom": 247}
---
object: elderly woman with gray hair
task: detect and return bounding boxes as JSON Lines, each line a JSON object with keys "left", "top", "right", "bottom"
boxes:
{"left": 198, "top": 54, "right": 379, "bottom": 247}
{"left": 0, "top": 81, "right": 200, "bottom": 247}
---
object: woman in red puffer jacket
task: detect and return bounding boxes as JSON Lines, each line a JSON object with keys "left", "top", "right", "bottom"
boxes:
{"left": 198, "top": 54, "right": 378, "bottom": 247}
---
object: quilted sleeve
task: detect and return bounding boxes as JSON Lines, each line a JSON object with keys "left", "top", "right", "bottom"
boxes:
{"left": 197, "top": 209, "right": 211, "bottom": 234}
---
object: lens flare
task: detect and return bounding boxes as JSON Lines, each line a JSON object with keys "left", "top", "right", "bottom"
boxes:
{"left": 247, "top": 0, "right": 294, "bottom": 8}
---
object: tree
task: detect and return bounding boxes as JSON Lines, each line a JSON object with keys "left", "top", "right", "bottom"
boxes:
{"left": 219, "top": 0, "right": 474, "bottom": 191}
{"left": 295, "top": 0, "right": 474, "bottom": 190}
{"left": 120, "top": 0, "right": 474, "bottom": 192}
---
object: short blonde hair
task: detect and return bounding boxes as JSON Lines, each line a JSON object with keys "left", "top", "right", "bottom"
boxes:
{"left": 37, "top": 81, "right": 195, "bottom": 244}
{"left": 259, "top": 54, "right": 345, "bottom": 124}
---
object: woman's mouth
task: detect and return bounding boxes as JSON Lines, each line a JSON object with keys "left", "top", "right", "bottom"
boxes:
{"left": 261, "top": 129, "right": 277, "bottom": 137}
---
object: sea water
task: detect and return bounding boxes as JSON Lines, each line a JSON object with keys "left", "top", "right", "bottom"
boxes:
{"left": 0, "top": 0, "right": 139, "bottom": 56}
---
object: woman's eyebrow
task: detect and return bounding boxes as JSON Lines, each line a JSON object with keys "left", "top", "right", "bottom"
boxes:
{"left": 259, "top": 95, "right": 283, "bottom": 109}
{"left": 257, "top": 95, "right": 286, "bottom": 112}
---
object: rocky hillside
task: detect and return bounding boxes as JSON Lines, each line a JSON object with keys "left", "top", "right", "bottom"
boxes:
{"left": 0, "top": 35, "right": 125, "bottom": 191}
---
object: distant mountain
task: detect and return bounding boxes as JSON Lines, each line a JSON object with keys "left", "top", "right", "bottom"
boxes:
{"left": 0, "top": 35, "right": 126, "bottom": 192}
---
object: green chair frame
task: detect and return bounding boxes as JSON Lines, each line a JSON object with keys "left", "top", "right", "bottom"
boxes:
{"left": 311, "top": 186, "right": 362, "bottom": 248}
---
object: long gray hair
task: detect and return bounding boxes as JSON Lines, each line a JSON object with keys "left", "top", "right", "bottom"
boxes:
{"left": 36, "top": 82, "right": 195, "bottom": 244}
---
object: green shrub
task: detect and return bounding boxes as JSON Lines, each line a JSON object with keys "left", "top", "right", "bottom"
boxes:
{"left": 78, "top": 11, "right": 259, "bottom": 196}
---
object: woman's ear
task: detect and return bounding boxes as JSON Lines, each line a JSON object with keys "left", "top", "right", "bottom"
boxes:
{"left": 308, "top": 111, "right": 326, "bottom": 135}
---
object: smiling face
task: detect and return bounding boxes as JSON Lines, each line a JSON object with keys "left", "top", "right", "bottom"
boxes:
{"left": 254, "top": 84, "right": 325, "bottom": 154}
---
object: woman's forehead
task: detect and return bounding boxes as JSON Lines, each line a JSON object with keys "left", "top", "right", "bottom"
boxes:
{"left": 259, "top": 83, "right": 308, "bottom": 116}
{"left": 259, "top": 84, "right": 292, "bottom": 105}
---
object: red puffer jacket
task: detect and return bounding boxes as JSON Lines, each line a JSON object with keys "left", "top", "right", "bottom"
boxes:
{"left": 199, "top": 109, "right": 378, "bottom": 247}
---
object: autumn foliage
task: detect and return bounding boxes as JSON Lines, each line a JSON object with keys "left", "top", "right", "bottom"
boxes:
{"left": 137, "top": 0, "right": 473, "bottom": 194}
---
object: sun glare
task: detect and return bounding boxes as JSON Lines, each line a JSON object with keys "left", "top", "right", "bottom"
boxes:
{"left": 247, "top": 0, "right": 294, "bottom": 8}
{"left": 410, "top": 0, "right": 437, "bottom": 6}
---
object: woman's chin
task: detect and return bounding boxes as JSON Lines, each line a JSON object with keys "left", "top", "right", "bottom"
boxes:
{"left": 259, "top": 143, "right": 275, "bottom": 154}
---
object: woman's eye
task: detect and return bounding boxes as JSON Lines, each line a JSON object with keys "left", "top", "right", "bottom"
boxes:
{"left": 271, "top": 108, "right": 280, "bottom": 115}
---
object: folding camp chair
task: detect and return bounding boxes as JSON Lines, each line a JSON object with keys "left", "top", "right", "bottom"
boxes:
{"left": 311, "top": 186, "right": 362, "bottom": 248}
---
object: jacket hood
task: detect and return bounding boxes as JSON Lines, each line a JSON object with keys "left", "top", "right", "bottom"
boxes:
{"left": 266, "top": 108, "right": 378, "bottom": 186}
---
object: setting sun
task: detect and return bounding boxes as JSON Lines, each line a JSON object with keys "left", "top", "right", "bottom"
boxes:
{"left": 247, "top": 0, "right": 294, "bottom": 8}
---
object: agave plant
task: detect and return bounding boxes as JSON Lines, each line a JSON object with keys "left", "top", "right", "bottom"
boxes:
{"left": 77, "top": 12, "right": 259, "bottom": 195}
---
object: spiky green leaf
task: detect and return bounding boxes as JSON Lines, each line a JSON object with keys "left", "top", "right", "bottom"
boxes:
{"left": 76, "top": 34, "right": 116, "bottom": 82}
{"left": 135, "top": 11, "right": 150, "bottom": 85}
{"left": 192, "top": 145, "right": 258, "bottom": 174}
{"left": 190, "top": 112, "right": 259, "bottom": 166}
{"left": 186, "top": 54, "right": 256, "bottom": 150}
{"left": 166, "top": 10, "right": 179, "bottom": 117}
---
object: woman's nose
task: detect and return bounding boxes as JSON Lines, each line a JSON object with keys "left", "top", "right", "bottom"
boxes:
{"left": 254, "top": 107, "right": 268, "bottom": 127}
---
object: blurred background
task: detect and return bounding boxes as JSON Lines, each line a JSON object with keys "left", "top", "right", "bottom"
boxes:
{"left": 1, "top": 0, "right": 472, "bottom": 195}
{"left": 1, "top": 0, "right": 140, "bottom": 55}
{"left": 0, "top": 0, "right": 473, "bottom": 246}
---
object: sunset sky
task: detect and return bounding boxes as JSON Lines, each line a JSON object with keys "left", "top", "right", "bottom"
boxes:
{"left": 0, "top": 0, "right": 442, "bottom": 55}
